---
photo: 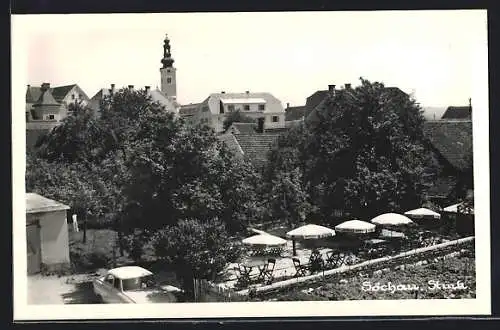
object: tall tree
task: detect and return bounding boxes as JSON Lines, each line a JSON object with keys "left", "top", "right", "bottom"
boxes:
{"left": 264, "top": 78, "right": 435, "bottom": 224}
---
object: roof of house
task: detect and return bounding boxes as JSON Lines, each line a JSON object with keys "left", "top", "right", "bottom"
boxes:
{"left": 206, "top": 92, "right": 283, "bottom": 114}
{"left": 148, "top": 88, "right": 177, "bottom": 112}
{"left": 233, "top": 133, "right": 280, "bottom": 166}
{"left": 51, "top": 84, "right": 77, "bottom": 102}
{"left": 26, "top": 193, "right": 70, "bottom": 214}
{"left": 285, "top": 105, "right": 307, "bottom": 121}
{"left": 217, "top": 133, "right": 244, "bottom": 156}
{"left": 423, "top": 120, "right": 473, "bottom": 171}
{"left": 26, "top": 86, "right": 43, "bottom": 103}
{"left": 34, "top": 89, "right": 60, "bottom": 106}
{"left": 227, "top": 122, "right": 257, "bottom": 134}
{"left": 27, "top": 84, "right": 88, "bottom": 104}
{"left": 179, "top": 103, "right": 201, "bottom": 116}
{"left": 441, "top": 106, "right": 472, "bottom": 120}
{"left": 305, "top": 86, "right": 407, "bottom": 123}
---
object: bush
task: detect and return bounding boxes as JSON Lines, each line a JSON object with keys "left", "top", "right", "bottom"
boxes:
{"left": 70, "top": 247, "right": 113, "bottom": 272}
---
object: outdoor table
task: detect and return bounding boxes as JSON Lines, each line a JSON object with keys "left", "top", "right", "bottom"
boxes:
{"left": 242, "top": 258, "right": 269, "bottom": 281}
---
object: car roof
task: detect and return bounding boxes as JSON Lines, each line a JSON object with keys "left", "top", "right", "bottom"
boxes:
{"left": 107, "top": 266, "right": 153, "bottom": 279}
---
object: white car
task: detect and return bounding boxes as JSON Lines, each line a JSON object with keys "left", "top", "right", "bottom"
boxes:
{"left": 92, "top": 266, "right": 183, "bottom": 303}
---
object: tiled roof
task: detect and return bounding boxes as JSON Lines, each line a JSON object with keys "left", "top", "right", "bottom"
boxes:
{"left": 233, "top": 133, "right": 280, "bottom": 166}
{"left": 35, "top": 89, "right": 60, "bottom": 106}
{"left": 149, "top": 88, "right": 177, "bottom": 113}
{"left": 179, "top": 103, "right": 201, "bottom": 116}
{"left": 217, "top": 133, "right": 244, "bottom": 156}
{"left": 26, "top": 193, "right": 70, "bottom": 214}
{"left": 423, "top": 120, "right": 473, "bottom": 171}
{"left": 227, "top": 122, "right": 257, "bottom": 134}
{"left": 305, "top": 90, "right": 328, "bottom": 117}
{"left": 285, "top": 105, "right": 306, "bottom": 121}
{"left": 27, "top": 84, "right": 86, "bottom": 103}
{"left": 51, "top": 84, "right": 76, "bottom": 102}
{"left": 26, "top": 86, "right": 42, "bottom": 103}
{"left": 263, "top": 127, "right": 290, "bottom": 134}
{"left": 441, "top": 106, "right": 472, "bottom": 120}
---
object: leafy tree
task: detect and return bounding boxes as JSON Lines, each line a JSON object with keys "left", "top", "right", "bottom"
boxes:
{"left": 151, "top": 219, "right": 237, "bottom": 298}
{"left": 264, "top": 139, "right": 311, "bottom": 227}
{"left": 264, "top": 78, "right": 435, "bottom": 224}
{"left": 222, "top": 110, "right": 255, "bottom": 131}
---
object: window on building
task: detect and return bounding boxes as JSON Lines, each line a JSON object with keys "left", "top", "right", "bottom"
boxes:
{"left": 71, "top": 94, "right": 75, "bottom": 100}
{"left": 244, "top": 105, "right": 250, "bottom": 111}
{"left": 202, "top": 106, "right": 209, "bottom": 112}
{"left": 167, "top": 77, "right": 172, "bottom": 84}
{"left": 272, "top": 116, "right": 279, "bottom": 122}
{"left": 228, "top": 105, "right": 235, "bottom": 112}
{"left": 259, "top": 104, "right": 265, "bottom": 111}
{"left": 48, "top": 115, "right": 55, "bottom": 120}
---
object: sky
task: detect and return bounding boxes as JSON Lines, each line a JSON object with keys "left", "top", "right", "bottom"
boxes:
{"left": 13, "top": 10, "right": 487, "bottom": 111}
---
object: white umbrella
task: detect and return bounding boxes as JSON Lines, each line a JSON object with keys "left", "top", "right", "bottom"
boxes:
{"left": 242, "top": 234, "right": 287, "bottom": 247}
{"left": 286, "top": 224, "right": 336, "bottom": 256}
{"left": 370, "top": 213, "right": 414, "bottom": 226}
{"left": 404, "top": 208, "right": 441, "bottom": 220}
{"left": 286, "top": 224, "right": 336, "bottom": 240}
{"left": 443, "top": 203, "right": 474, "bottom": 215}
{"left": 335, "top": 220, "right": 376, "bottom": 234}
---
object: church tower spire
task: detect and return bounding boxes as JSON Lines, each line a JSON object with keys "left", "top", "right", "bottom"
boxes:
{"left": 160, "top": 34, "right": 177, "bottom": 100}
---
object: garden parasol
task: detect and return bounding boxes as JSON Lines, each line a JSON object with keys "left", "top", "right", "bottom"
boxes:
{"left": 242, "top": 233, "right": 287, "bottom": 247}
{"left": 404, "top": 208, "right": 441, "bottom": 220}
{"left": 370, "top": 213, "right": 414, "bottom": 227}
{"left": 443, "top": 203, "right": 474, "bottom": 215}
{"left": 335, "top": 220, "right": 376, "bottom": 234}
{"left": 286, "top": 224, "right": 336, "bottom": 256}
{"left": 242, "top": 233, "right": 287, "bottom": 257}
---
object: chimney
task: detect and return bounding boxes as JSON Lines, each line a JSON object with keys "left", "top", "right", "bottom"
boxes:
{"left": 345, "top": 83, "right": 352, "bottom": 89}
{"left": 257, "top": 117, "right": 265, "bottom": 133}
{"left": 145, "top": 86, "right": 151, "bottom": 93}
{"left": 27, "top": 84, "right": 30, "bottom": 88}
{"left": 245, "top": 91, "right": 249, "bottom": 94}
{"left": 328, "top": 84, "right": 336, "bottom": 96}
{"left": 109, "top": 83, "right": 115, "bottom": 94}
{"left": 221, "top": 91, "right": 225, "bottom": 94}
{"left": 41, "top": 82, "right": 50, "bottom": 91}
{"left": 128, "top": 85, "right": 134, "bottom": 90}
{"left": 286, "top": 102, "right": 290, "bottom": 109}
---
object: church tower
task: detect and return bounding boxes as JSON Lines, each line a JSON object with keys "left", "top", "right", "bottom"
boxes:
{"left": 160, "top": 34, "right": 177, "bottom": 100}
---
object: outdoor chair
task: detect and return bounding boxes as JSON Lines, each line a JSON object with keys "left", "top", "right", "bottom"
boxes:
{"left": 235, "top": 264, "right": 252, "bottom": 286}
{"left": 324, "top": 250, "right": 343, "bottom": 269}
{"left": 262, "top": 258, "right": 276, "bottom": 284}
{"left": 292, "top": 257, "right": 309, "bottom": 277}
{"left": 308, "top": 250, "right": 324, "bottom": 273}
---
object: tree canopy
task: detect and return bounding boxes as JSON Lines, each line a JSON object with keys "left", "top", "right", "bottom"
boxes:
{"left": 264, "top": 78, "right": 436, "bottom": 224}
